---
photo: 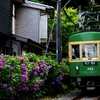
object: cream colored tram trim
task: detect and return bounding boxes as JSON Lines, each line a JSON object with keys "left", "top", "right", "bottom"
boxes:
{"left": 98, "top": 43, "right": 100, "bottom": 59}
{"left": 69, "top": 41, "right": 100, "bottom": 44}
{"left": 80, "top": 44, "right": 82, "bottom": 60}
{"left": 69, "top": 41, "right": 100, "bottom": 62}
{"left": 68, "top": 43, "right": 71, "bottom": 60}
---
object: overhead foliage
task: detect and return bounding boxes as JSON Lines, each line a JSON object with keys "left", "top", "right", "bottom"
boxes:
{"left": 61, "top": 7, "right": 78, "bottom": 53}
{"left": 48, "top": 7, "right": 79, "bottom": 54}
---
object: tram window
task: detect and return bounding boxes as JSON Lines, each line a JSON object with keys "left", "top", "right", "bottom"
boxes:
{"left": 72, "top": 45, "right": 80, "bottom": 60}
{"left": 82, "top": 44, "right": 98, "bottom": 59}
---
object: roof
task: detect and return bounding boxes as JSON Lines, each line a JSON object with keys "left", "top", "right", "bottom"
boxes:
{"left": 22, "top": 1, "right": 54, "bottom": 18}
{"left": 12, "top": 34, "right": 46, "bottom": 50}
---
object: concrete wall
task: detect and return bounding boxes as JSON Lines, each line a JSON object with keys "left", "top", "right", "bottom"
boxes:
{"left": 15, "top": 6, "right": 40, "bottom": 43}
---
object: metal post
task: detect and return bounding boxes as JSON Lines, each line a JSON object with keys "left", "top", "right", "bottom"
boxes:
{"left": 56, "top": 0, "right": 62, "bottom": 63}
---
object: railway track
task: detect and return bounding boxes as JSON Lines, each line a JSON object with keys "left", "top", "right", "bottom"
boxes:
{"left": 71, "top": 92, "right": 100, "bottom": 100}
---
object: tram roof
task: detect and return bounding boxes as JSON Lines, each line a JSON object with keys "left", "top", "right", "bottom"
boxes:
{"left": 68, "top": 31, "right": 100, "bottom": 42}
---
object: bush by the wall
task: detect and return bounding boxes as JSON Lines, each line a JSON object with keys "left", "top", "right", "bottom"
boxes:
{"left": 0, "top": 53, "right": 69, "bottom": 100}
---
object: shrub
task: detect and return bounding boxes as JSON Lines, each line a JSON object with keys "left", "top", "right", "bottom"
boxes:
{"left": 0, "top": 53, "right": 69, "bottom": 100}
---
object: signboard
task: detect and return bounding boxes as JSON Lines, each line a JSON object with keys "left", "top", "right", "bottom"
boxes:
{"left": 83, "top": 62, "right": 97, "bottom": 66}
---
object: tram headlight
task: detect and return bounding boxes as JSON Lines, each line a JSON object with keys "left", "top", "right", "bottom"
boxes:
{"left": 75, "top": 66, "right": 79, "bottom": 71}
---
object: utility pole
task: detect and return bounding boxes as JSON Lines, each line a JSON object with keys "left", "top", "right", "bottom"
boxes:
{"left": 56, "top": 0, "right": 62, "bottom": 63}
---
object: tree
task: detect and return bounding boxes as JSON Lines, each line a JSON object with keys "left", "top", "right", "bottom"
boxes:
{"left": 61, "top": 7, "right": 78, "bottom": 54}
{"left": 48, "top": 7, "right": 78, "bottom": 55}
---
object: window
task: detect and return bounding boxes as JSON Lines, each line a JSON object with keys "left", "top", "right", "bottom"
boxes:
{"left": 71, "top": 45, "right": 80, "bottom": 60}
{"left": 82, "top": 43, "right": 98, "bottom": 60}
{"left": 0, "top": 47, "right": 6, "bottom": 54}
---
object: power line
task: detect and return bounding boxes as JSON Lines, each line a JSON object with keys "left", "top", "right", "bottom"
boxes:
{"left": 63, "top": 8, "right": 77, "bottom": 27}
{"left": 61, "top": 0, "right": 71, "bottom": 10}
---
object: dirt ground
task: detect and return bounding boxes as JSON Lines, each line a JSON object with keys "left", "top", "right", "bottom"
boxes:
{"left": 36, "top": 88, "right": 82, "bottom": 100}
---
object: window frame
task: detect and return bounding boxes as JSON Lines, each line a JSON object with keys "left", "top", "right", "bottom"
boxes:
{"left": 69, "top": 41, "right": 100, "bottom": 62}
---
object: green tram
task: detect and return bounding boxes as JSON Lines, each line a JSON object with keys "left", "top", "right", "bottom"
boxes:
{"left": 68, "top": 31, "right": 100, "bottom": 91}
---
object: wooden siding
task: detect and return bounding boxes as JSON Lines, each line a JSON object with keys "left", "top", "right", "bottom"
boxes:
{"left": 0, "top": 0, "right": 12, "bottom": 35}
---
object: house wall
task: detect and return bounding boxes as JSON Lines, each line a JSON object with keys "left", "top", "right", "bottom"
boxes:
{"left": 40, "top": 14, "right": 48, "bottom": 43}
{"left": 0, "top": 0, "right": 13, "bottom": 55}
{"left": 15, "top": 6, "right": 40, "bottom": 43}
{"left": 0, "top": 0, "right": 12, "bottom": 35}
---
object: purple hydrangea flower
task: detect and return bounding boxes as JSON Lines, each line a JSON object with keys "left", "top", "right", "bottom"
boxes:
{"left": 34, "top": 83, "right": 39, "bottom": 88}
{"left": 21, "top": 64, "right": 27, "bottom": 71}
{"left": 65, "top": 73, "right": 69, "bottom": 76}
{"left": 42, "top": 80, "right": 44, "bottom": 84}
{"left": 35, "top": 66, "right": 40, "bottom": 72}
{"left": 0, "top": 58, "right": 5, "bottom": 62}
{"left": 46, "top": 62, "right": 49, "bottom": 65}
{"left": 32, "top": 68, "right": 35, "bottom": 71}
{"left": 34, "top": 71, "right": 38, "bottom": 76}
{"left": 52, "top": 82, "right": 55, "bottom": 85}
{"left": 3, "top": 55, "right": 7, "bottom": 58}
{"left": 33, "top": 87, "right": 37, "bottom": 91}
{"left": 19, "top": 56, "right": 24, "bottom": 61}
{"left": 21, "top": 75, "right": 29, "bottom": 83}
{"left": 25, "top": 87, "right": 29, "bottom": 92}
{"left": 40, "top": 64, "right": 45, "bottom": 67}
{"left": 23, "top": 84, "right": 26, "bottom": 87}
{"left": 43, "top": 70, "right": 46, "bottom": 74}
{"left": 59, "top": 76, "right": 63, "bottom": 81}
{"left": 32, "top": 62, "right": 34, "bottom": 65}
{"left": 48, "top": 65, "right": 52, "bottom": 69}
{"left": 22, "top": 87, "right": 26, "bottom": 91}
{"left": 56, "top": 78, "right": 61, "bottom": 84}
{"left": 8, "top": 65, "right": 11, "bottom": 69}
{"left": 39, "top": 73, "right": 44, "bottom": 77}
{"left": 0, "top": 62, "right": 3, "bottom": 69}
{"left": 3, "top": 84, "right": 7, "bottom": 88}
{"left": 59, "top": 62, "right": 63, "bottom": 65}
{"left": 9, "top": 87, "right": 13, "bottom": 91}
{"left": 39, "top": 60, "right": 44, "bottom": 65}
{"left": 22, "top": 71, "right": 27, "bottom": 75}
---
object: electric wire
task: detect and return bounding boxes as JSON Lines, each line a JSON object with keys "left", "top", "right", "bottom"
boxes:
{"left": 63, "top": 8, "right": 77, "bottom": 28}
{"left": 61, "top": 0, "right": 71, "bottom": 10}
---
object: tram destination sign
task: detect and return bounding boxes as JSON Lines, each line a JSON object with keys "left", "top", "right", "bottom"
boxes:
{"left": 83, "top": 62, "right": 97, "bottom": 66}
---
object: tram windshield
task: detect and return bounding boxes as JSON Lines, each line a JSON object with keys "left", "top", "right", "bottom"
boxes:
{"left": 71, "top": 43, "right": 98, "bottom": 60}
{"left": 82, "top": 44, "right": 98, "bottom": 60}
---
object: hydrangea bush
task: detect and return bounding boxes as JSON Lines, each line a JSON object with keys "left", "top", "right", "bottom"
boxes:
{"left": 0, "top": 53, "right": 69, "bottom": 100}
